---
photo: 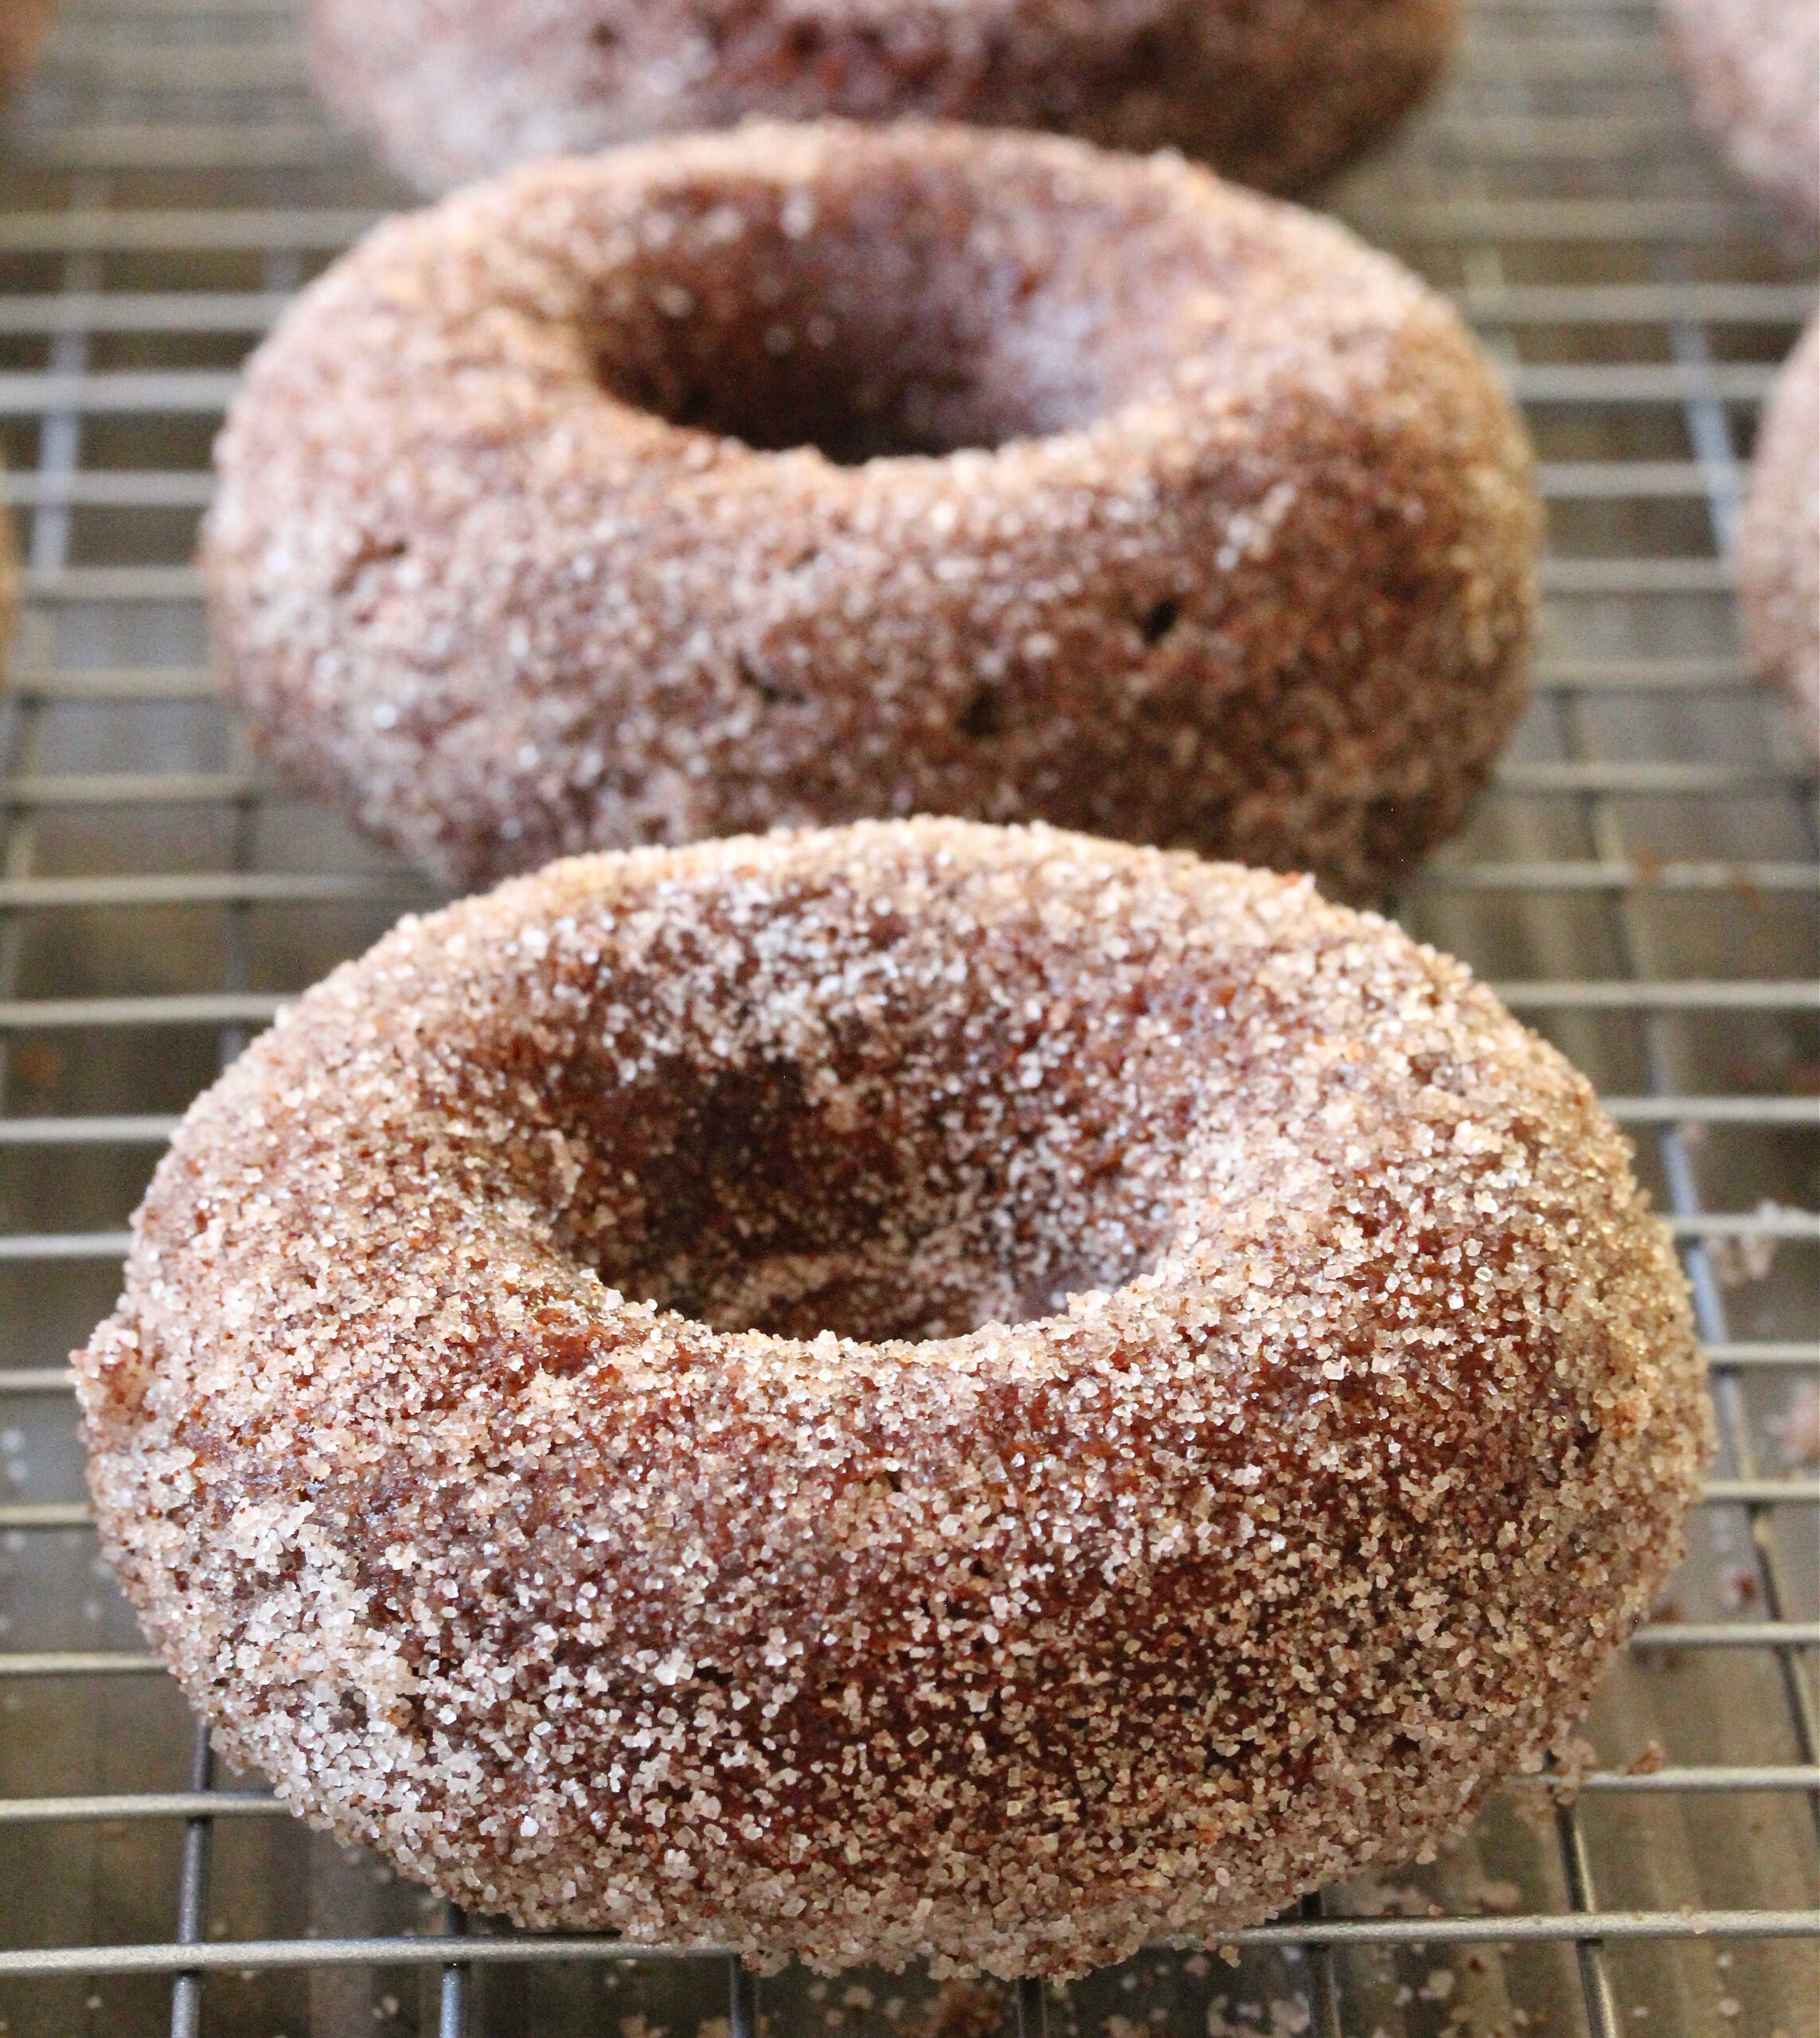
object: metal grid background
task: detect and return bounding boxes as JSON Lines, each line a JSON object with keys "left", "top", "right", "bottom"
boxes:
{"left": 0, "top": 0, "right": 1815, "bottom": 2032}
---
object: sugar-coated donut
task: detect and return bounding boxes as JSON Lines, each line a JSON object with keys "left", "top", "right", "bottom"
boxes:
{"left": 1662, "top": 0, "right": 1820, "bottom": 224}
{"left": 204, "top": 122, "right": 1538, "bottom": 903}
{"left": 308, "top": 0, "right": 1459, "bottom": 199}
{"left": 78, "top": 819, "right": 1707, "bottom": 1981}
{"left": 1740, "top": 313, "right": 1819, "bottom": 753}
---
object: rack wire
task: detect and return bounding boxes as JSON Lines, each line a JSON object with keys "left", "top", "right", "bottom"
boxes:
{"left": 0, "top": 0, "right": 1815, "bottom": 2032}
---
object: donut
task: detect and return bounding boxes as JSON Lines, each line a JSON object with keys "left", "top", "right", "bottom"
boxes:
{"left": 1740, "top": 312, "right": 1819, "bottom": 753}
{"left": 203, "top": 122, "right": 1539, "bottom": 904}
{"left": 307, "top": 0, "right": 1460, "bottom": 200}
{"left": 0, "top": 0, "right": 54, "bottom": 97}
{"left": 1663, "top": 0, "right": 1820, "bottom": 224}
{"left": 77, "top": 818, "right": 1707, "bottom": 1981}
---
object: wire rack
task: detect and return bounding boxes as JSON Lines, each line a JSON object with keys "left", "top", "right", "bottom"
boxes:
{"left": 0, "top": 0, "right": 1814, "bottom": 2033}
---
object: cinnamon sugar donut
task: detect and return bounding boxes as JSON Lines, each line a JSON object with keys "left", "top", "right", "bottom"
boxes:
{"left": 308, "top": 0, "right": 1460, "bottom": 199}
{"left": 1663, "top": 0, "right": 1820, "bottom": 224}
{"left": 77, "top": 818, "right": 1707, "bottom": 1981}
{"left": 1740, "top": 313, "right": 1819, "bottom": 752}
{"left": 204, "top": 122, "right": 1538, "bottom": 902}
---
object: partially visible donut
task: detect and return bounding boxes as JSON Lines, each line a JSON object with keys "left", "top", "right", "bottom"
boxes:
{"left": 203, "top": 122, "right": 1538, "bottom": 902}
{"left": 1740, "top": 313, "right": 1819, "bottom": 753}
{"left": 1663, "top": 0, "right": 1820, "bottom": 224}
{"left": 77, "top": 818, "right": 1708, "bottom": 1981}
{"left": 0, "top": 0, "right": 53, "bottom": 98}
{"left": 308, "top": 0, "right": 1460, "bottom": 199}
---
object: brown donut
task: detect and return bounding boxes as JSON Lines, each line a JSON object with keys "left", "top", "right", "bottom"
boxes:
{"left": 308, "top": 0, "right": 1459, "bottom": 199}
{"left": 203, "top": 122, "right": 1538, "bottom": 903}
{"left": 0, "top": 0, "right": 53, "bottom": 97}
{"left": 1663, "top": 0, "right": 1820, "bottom": 224}
{"left": 77, "top": 818, "right": 1708, "bottom": 1981}
{"left": 1740, "top": 312, "right": 1819, "bottom": 753}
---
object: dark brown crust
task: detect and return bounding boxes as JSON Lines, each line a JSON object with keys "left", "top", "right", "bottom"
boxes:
{"left": 1740, "top": 313, "right": 1819, "bottom": 754}
{"left": 308, "top": 0, "right": 1460, "bottom": 199}
{"left": 203, "top": 123, "right": 1538, "bottom": 902}
{"left": 76, "top": 819, "right": 1708, "bottom": 1980}
{"left": 1663, "top": 0, "right": 1820, "bottom": 226}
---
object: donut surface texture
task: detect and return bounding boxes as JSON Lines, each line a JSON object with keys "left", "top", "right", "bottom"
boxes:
{"left": 1663, "top": 0, "right": 1820, "bottom": 224}
{"left": 204, "top": 123, "right": 1538, "bottom": 903}
{"left": 78, "top": 819, "right": 1707, "bottom": 1981}
{"left": 1740, "top": 312, "right": 1819, "bottom": 753}
{"left": 309, "top": 0, "right": 1459, "bottom": 198}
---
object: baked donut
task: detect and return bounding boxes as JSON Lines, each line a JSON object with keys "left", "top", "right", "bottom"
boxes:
{"left": 308, "top": 0, "right": 1460, "bottom": 199}
{"left": 203, "top": 122, "right": 1538, "bottom": 903}
{"left": 1740, "top": 312, "right": 1819, "bottom": 753}
{"left": 0, "top": 0, "right": 54, "bottom": 97}
{"left": 77, "top": 818, "right": 1707, "bottom": 1981}
{"left": 1662, "top": 0, "right": 1820, "bottom": 224}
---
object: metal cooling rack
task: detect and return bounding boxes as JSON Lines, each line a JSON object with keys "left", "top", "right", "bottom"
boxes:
{"left": 0, "top": 0, "right": 1815, "bottom": 2032}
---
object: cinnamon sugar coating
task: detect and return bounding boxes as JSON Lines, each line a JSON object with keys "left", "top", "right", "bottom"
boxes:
{"left": 308, "top": 0, "right": 1459, "bottom": 199}
{"left": 1663, "top": 0, "right": 1820, "bottom": 225}
{"left": 204, "top": 122, "right": 1538, "bottom": 904}
{"left": 77, "top": 819, "right": 1707, "bottom": 1981}
{"left": 1740, "top": 313, "right": 1819, "bottom": 754}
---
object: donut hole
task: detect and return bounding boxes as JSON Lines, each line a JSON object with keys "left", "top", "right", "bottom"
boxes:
{"left": 585, "top": 160, "right": 1201, "bottom": 463}
{"left": 544, "top": 968, "right": 1198, "bottom": 1344}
